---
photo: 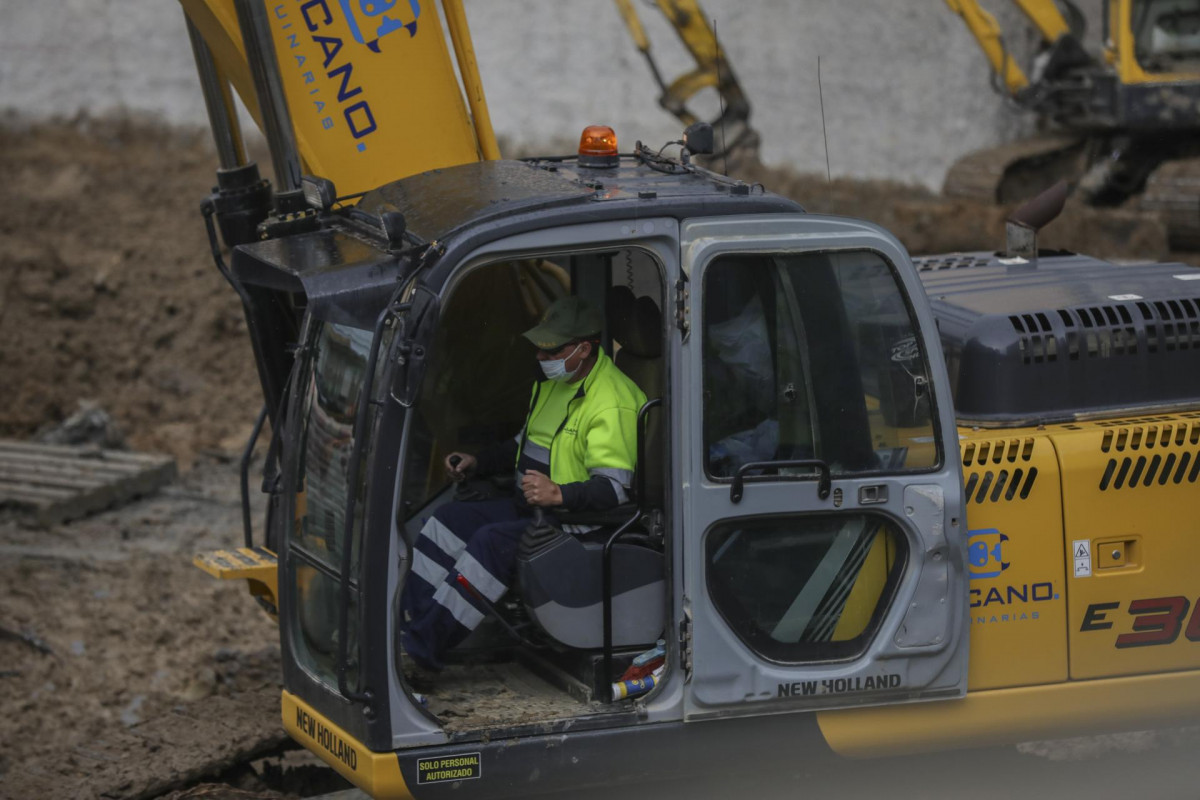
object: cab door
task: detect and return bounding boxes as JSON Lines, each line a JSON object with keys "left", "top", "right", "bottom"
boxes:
{"left": 679, "top": 215, "right": 968, "bottom": 719}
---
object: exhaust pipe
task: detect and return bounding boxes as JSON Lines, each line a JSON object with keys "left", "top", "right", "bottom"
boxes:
{"left": 1005, "top": 180, "right": 1069, "bottom": 260}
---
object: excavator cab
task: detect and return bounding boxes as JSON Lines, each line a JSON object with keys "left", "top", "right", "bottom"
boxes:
{"left": 203, "top": 145, "right": 970, "bottom": 799}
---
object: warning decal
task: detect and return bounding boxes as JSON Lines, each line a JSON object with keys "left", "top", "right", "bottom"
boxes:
{"left": 417, "top": 752, "right": 481, "bottom": 785}
{"left": 1073, "top": 539, "right": 1092, "bottom": 578}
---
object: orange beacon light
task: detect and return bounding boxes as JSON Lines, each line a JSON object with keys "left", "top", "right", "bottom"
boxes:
{"left": 578, "top": 125, "right": 619, "bottom": 168}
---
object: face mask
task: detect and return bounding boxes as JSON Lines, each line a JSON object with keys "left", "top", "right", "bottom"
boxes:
{"left": 540, "top": 343, "right": 583, "bottom": 382}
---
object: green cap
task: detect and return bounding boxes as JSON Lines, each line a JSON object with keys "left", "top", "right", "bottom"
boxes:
{"left": 522, "top": 296, "right": 603, "bottom": 350}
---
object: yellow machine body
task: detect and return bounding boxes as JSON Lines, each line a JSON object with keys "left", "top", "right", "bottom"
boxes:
{"left": 958, "top": 417, "right": 1200, "bottom": 687}
{"left": 816, "top": 413, "right": 1200, "bottom": 755}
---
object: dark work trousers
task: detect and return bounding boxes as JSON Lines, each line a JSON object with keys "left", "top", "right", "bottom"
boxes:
{"left": 400, "top": 498, "right": 533, "bottom": 671}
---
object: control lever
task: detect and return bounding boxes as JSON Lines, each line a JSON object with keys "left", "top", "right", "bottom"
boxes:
{"left": 448, "top": 454, "right": 464, "bottom": 483}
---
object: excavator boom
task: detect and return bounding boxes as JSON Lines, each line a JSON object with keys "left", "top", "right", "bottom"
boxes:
{"left": 181, "top": 0, "right": 498, "bottom": 196}
{"left": 943, "top": 0, "right": 1034, "bottom": 93}
{"left": 614, "top": 0, "right": 758, "bottom": 164}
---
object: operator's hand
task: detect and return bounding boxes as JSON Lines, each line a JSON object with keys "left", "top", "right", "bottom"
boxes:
{"left": 521, "top": 470, "right": 563, "bottom": 507}
{"left": 444, "top": 452, "right": 476, "bottom": 482}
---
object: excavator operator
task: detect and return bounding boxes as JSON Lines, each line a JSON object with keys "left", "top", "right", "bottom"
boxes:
{"left": 400, "top": 296, "right": 647, "bottom": 673}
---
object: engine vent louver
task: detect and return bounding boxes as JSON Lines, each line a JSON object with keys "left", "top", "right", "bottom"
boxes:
{"left": 1095, "top": 421, "right": 1200, "bottom": 491}
{"left": 1138, "top": 297, "right": 1200, "bottom": 354}
{"left": 962, "top": 438, "right": 1035, "bottom": 466}
{"left": 964, "top": 467, "right": 1039, "bottom": 504}
{"left": 1006, "top": 298, "right": 1200, "bottom": 366}
{"left": 1099, "top": 421, "right": 1200, "bottom": 452}
{"left": 913, "top": 255, "right": 992, "bottom": 271}
{"left": 1099, "top": 451, "right": 1200, "bottom": 491}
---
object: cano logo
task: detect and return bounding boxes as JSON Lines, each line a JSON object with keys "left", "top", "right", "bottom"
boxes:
{"left": 338, "top": 0, "right": 421, "bottom": 52}
{"left": 967, "top": 528, "right": 1009, "bottom": 579}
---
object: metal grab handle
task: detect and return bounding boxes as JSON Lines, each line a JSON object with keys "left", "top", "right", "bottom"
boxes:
{"left": 602, "top": 398, "right": 662, "bottom": 701}
{"left": 730, "top": 459, "right": 832, "bottom": 504}
{"left": 602, "top": 509, "right": 645, "bottom": 703}
{"left": 239, "top": 405, "right": 268, "bottom": 548}
{"left": 635, "top": 398, "right": 662, "bottom": 505}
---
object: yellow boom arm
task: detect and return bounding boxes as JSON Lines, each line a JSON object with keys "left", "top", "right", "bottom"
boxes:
{"left": 1012, "top": 0, "right": 1072, "bottom": 42}
{"left": 181, "top": 0, "right": 498, "bottom": 195}
{"left": 943, "top": 0, "right": 1033, "bottom": 93}
{"left": 944, "top": 0, "right": 1080, "bottom": 95}
{"left": 613, "top": 0, "right": 757, "bottom": 161}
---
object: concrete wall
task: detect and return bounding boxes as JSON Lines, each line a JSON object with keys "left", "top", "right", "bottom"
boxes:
{"left": 0, "top": 0, "right": 1073, "bottom": 189}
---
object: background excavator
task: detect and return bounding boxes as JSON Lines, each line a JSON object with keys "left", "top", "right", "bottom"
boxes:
{"left": 943, "top": 0, "right": 1200, "bottom": 248}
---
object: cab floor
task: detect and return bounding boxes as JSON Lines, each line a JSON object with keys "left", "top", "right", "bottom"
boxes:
{"left": 425, "top": 660, "right": 604, "bottom": 733}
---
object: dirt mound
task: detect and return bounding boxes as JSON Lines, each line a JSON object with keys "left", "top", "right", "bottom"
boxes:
{"left": 0, "top": 119, "right": 262, "bottom": 470}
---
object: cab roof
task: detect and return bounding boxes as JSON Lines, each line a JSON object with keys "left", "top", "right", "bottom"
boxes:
{"left": 356, "top": 155, "right": 805, "bottom": 245}
{"left": 230, "top": 153, "right": 806, "bottom": 330}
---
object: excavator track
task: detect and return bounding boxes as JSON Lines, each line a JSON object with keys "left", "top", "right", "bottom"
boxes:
{"left": 942, "top": 133, "right": 1086, "bottom": 204}
{"left": 1141, "top": 156, "right": 1200, "bottom": 251}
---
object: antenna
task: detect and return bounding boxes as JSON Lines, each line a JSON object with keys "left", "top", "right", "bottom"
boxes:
{"left": 817, "top": 55, "right": 832, "bottom": 187}
{"left": 713, "top": 17, "right": 729, "bottom": 176}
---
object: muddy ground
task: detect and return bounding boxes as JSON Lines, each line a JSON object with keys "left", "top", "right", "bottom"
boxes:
{"left": 1, "top": 120, "right": 1199, "bottom": 799}
{"left": 0, "top": 455, "right": 354, "bottom": 800}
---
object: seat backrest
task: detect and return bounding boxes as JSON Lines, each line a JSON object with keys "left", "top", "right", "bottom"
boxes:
{"left": 607, "top": 287, "right": 664, "bottom": 507}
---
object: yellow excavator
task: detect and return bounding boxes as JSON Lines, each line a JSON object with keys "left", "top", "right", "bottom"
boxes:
{"left": 183, "top": 2, "right": 1200, "bottom": 798}
{"left": 943, "top": 0, "right": 1200, "bottom": 248}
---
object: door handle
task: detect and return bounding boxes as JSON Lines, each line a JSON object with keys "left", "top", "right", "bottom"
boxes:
{"left": 1096, "top": 537, "right": 1139, "bottom": 570}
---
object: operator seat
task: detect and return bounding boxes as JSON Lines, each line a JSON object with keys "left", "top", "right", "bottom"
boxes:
{"left": 607, "top": 285, "right": 664, "bottom": 507}
{"left": 515, "top": 286, "right": 667, "bottom": 649}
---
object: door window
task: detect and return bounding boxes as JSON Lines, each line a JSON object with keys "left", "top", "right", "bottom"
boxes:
{"left": 706, "top": 514, "right": 906, "bottom": 663}
{"left": 702, "top": 251, "right": 939, "bottom": 478}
